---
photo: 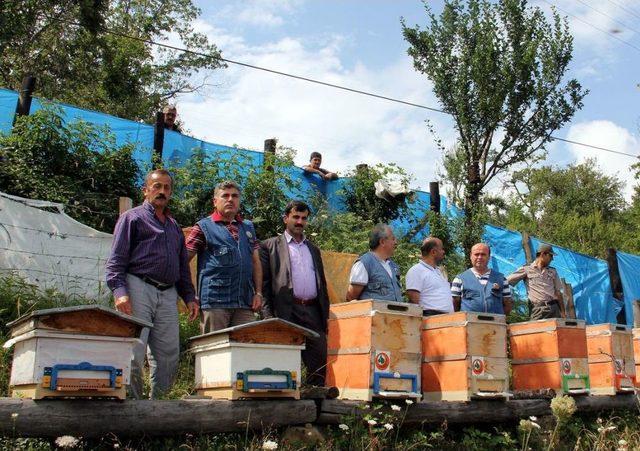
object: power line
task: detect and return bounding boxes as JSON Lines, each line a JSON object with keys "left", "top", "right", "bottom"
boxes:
{"left": 603, "top": 0, "right": 640, "bottom": 22}
{"left": 45, "top": 15, "right": 640, "bottom": 160}
{"left": 542, "top": 0, "right": 640, "bottom": 53}
{"left": 574, "top": 0, "right": 640, "bottom": 35}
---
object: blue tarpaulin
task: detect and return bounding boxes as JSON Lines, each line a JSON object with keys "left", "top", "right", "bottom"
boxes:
{"left": 617, "top": 251, "right": 640, "bottom": 326}
{"left": 483, "top": 224, "right": 528, "bottom": 300}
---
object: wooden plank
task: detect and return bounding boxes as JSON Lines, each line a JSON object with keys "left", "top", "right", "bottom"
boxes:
{"left": 0, "top": 398, "right": 317, "bottom": 438}
{"left": 564, "top": 280, "right": 576, "bottom": 319}
{"left": 522, "top": 232, "right": 533, "bottom": 264}
{"left": 318, "top": 395, "right": 638, "bottom": 425}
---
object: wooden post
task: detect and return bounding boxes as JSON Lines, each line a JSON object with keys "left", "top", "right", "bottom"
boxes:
{"left": 563, "top": 279, "right": 576, "bottom": 319}
{"left": 119, "top": 197, "right": 133, "bottom": 215}
{"left": 13, "top": 75, "right": 36, "bottom": 125}
{"left": 263, "top": 138, "right": 277, "bottom": 171}
{"left": 153, "top": 111, "right": 165, "bottom": 167}
{"left": 521, "top": 232, "right": 533, "bottom": 264}
{"left": 606, "top": 248, "right": 627, "bottom": 325}
{"left": 429, "top": 182, "right": 441, "bottom": 214}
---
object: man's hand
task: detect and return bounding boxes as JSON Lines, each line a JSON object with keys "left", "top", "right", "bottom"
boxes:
{"left": 252, "top": 294, "right": 263, "bottom": 312}
{"left": 186, "top": 301, "right": 199, "bottom": 322}
{"left": 115, "top": 295, "right": 132, "bottom": 315}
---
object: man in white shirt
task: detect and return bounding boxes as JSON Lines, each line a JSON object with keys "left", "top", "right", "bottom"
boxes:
{"left": 405, "top": 237, "right": 454, "bottom": 316}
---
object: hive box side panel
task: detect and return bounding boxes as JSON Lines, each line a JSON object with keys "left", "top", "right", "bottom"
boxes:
{"left": 26, "top": 336, "right": 134, "bottom": 385}
{"left": 196, "top": 346, "right": 302, "bottom": 389}
{"left": 557, "top": 328, "right": 588, "bottom": 357}
{"left": 612, "top": 333, "right": 634, "bottom": 359}
{"left": 421, "top": 360, "right": 469, "bottom": 393}
{"left": 329, "top": 301, "right": 375, "bottom": 319}
{"left": 422, "top": 326, "right": 468, "bottom": 359}
{"left": 371, "top": 314, "right": 421, "bottom": 354}
{"left": 327, "top": 317, "right": 372, "bottom": 351}
{"left": 466, "top": 323, "right": 507, "bottom": 358}
{"left": 512, "top": 361, "right": 562, "bottom": 391}
{"left": 587, "top": 335, "right": 614, "bottom": 357}
{"left": 510, "top": 331, "right": 560, "bottom": 361}
{"left": 9, "top": 339, "right": 37, "bottom": 386}
{"left": 326, "top": 353, "right": 372, "bottom": 392}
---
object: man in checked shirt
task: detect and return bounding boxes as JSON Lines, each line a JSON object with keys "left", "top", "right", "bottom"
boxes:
{"left": 186, "top": 180, "right": 263, "bottom": 333}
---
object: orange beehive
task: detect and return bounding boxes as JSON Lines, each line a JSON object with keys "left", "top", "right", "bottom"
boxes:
{"left": 422, "top": 312, "right": 510, "bottom": 401}
{"left": 633, "top": 329, "right": 640, "bottom": 386}
{"left": 325, "top": 300, "right": 422, "bottom": 401}
{"left": 586, "top": 324, "right": 635, "bottom": 395}
{"left": 509, "top": 319, "right": 590, "bottom": 395}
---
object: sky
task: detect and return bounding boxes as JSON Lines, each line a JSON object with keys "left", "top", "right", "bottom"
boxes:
{"left": 174, "top": 0, "right": 640, "bottom": 200}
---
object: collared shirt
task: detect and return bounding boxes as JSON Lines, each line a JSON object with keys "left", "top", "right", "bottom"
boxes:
{"left": 105, "top": 201, "right": 195, "bottom": 302}
{"left": 507, "top": 263, "right": 563, "bottom": 304}
{"left": 451, "top": 269, "right": 512, "bottom": 298}
{"left": 285, "top": 231, "right": 318, "bottom": 300}
{"left": 349, "top": 256, "right": 393, "bottom": 284}
{"left": 405, "top": 260, "right": 454, "bottom": 312}
{"left": 185, "top": 211, "right": 259, "bottom": 253}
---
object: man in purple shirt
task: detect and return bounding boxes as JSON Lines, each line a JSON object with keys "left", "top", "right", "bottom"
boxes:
{"left": 106, "top": 169, "right": 198, "bottom": 399}
{"left": 260, "top": 200, "right": 329, "bottom": 386}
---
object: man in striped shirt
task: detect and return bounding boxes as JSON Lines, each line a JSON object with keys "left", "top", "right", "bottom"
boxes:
{"left": 451, "top": 243, "right": 513, "bottom": 315}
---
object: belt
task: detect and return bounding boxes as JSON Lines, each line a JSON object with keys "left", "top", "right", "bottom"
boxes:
{"left": 131, "top": 273, "right": 174, "bottom": 291}
{"left": 423, "top": 309, "right": 448, "bottom": 317}
{"left": 293, "top": 297, "right": 318, "bottom": 306}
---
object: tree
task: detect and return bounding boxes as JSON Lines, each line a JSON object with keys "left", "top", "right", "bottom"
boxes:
{"left": 0, "top": 108, "right": 139, "bottom": 231}
{"left": 402, "top": 0, "right": 587, "bottom": 256}
{"left": 490, "top": 159, "right": 628, "bottom": 257}
{"left": 0, "top": 0, "right": 223, "bottom": 121}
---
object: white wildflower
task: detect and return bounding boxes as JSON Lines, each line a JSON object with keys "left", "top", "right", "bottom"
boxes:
{"left": 55, "top": 436, "right": 79, "bottom": 448}
{"left": 405, "top": 399, "right": 414, "bottom": 405}
{"left": 597, "top": 417, "right": 603, "bottom": 424}
{"left": 529, "top": 416, "right": 537, "bottom": 421}
{"left": 113, "top": 445, "right": 120, "bottom": 450}
{"left": 384, "top": 423, "right": 394, "bottom": 431}
{"left": 531, "top": 422, "right": 541, "bottom": 429}
{"left": 598, "top": 427, "right": 604, "bottom": 433}
{"left": 619, "top": 439, "right": 628, "bottom": 445}
{"left": 605, "top": 426, "right": 617, "bottom": 432}
{"left": 10, "top": 413, "right": 18, "bottom": 420}
{"left": 367, "top": 419, "right": 377, "bottom": 426}
{"left": 310, "top": 232, "right": 318, "bottom": 237}
{"left": 262, "top": 440, "right": 278, "bottom": 450}
{"left": 391, "top": 405, "right": 402, "bottom": 411}
{"left": 338, "top": 424, "right": 349, "bottom": 431}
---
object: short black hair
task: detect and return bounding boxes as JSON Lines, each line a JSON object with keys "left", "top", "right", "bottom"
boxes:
{"left": 310, "top": 151, "right": 322, "bottom": 161}
{"left": 284, "top": 200, "right": 310, "bottom": 216}
{"left": 420, "top": 237, "right": 441, "bottom": 256}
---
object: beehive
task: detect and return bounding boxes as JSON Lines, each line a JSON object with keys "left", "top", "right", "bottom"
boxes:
{"left": 422, "top": 312, "right": 510, "bottom": 401}
{"left": 509, "top": 319, "right": 590, "bottom": 395}
{"left": 4, "top": 305, "right": 150, "bottom": 399}
{"left": 587, "top": 324, "right": 635, "bottom": 395}
{"left": 325, "top": 300, "right": 422, "bottom": 401}
{"left": 633, "top": 328, "right": 640, "bottom": 387}
{"left": 189, "top": 318, "right": 318, "bottom": 400}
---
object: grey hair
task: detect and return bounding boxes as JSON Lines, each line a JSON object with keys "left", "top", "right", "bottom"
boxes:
{"left": 369, "top": 223, "right": 392, "bottom": 250}
{"left": 213, "top": 180, "right": 241, "bottom": 197}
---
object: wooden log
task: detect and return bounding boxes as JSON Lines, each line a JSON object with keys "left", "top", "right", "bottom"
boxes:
{"left": 0, "top": 398, "right": 317, "bottom": 438}
{"left": 13, "top": 75, "right": 36, "bottom": 124}
{"left": 318, "top": 395, "right": 638, "bottom": 425}
{"left": 153, "top": 111, "right": 165, "bottom": 166}
{"left": 564, "top": 280, "right": 576, "bottom": 319}
{"left": 429, "top": 182, "right": 440, "bottom": 213}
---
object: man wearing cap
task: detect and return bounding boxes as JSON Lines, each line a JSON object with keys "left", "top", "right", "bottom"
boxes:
{"left": 507, "top": 244, "right": 565, "bottom": 320}
{"left": 451, "top": 243, "right": 513, "bottom": 315}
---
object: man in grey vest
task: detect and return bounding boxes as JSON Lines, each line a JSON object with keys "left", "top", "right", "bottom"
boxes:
{"left": 451, "top": 243, "right": 512, "bottom": 315}
{"left": 346, "top": 224, "right": 403, "bottom": 302}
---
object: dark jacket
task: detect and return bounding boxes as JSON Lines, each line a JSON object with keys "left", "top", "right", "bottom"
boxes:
{"left": 260, "top": 234, "right": 329, "bottom": 332}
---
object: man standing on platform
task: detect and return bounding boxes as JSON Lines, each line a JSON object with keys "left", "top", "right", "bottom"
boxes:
{"left": 260, "top": 200, "right": 330, "bottom": 386}
{"left": 507, "top": 243, "right": 565, "bottom": 319}
{"left": 186, "top": 180, "right": 262, "bottom": 333}
{"left": 106, "top": 169, "right": 198, "bottom": 399}
{"left": 405, "top": 237, "right": 454, "bottom": 316}
{"left": 451, "top": 243, "right": 513, "bottom": 315}
{"left": 346, "top": 224, "right": 403, "bottom": 302}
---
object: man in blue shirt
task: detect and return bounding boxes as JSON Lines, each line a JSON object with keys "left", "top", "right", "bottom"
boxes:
{"left": 451, "top": 243, "right": 512, "bottom": 315}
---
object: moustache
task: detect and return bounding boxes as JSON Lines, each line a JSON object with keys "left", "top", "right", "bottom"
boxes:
{"left": 155, "top": 194, "right": 167, "bottom": 200}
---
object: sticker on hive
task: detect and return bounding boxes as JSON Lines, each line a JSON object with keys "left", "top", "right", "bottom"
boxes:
{"left": 471, "top": 356, "right": 485, "bottom": 376}
{"left": 375, "top": 351, "right": 391, "bottom": 372}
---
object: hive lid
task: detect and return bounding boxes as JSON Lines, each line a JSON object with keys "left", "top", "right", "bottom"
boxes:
{"left": 6, "top": 305, "right": 152, "bottom": 338}
{"left": 189, "top": 318, "right": 319, "bottom": 347}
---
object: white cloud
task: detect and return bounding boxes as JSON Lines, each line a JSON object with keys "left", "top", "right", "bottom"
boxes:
{"left": 565, "top": 120, "right": 639, "bottom": 201}
{"left": 177, "top": 25, "right": 456, "bottom": 192}
{"left": 215, "top": 0, "right": 302, "bottom": 28}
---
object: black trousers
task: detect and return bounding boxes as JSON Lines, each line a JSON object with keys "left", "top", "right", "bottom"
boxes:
{"left": 291, "top": 303, "right": 327, "bottom": 386}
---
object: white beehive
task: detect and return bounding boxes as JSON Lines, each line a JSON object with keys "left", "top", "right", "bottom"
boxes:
{"left": 189, "top": 318, "right": 318, "bottom": 400}
{"left": 4, "top": 305, "right": 150, "bottom": 399}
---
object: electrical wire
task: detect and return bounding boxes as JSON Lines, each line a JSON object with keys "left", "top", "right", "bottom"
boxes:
{"left": 573, "top": 0, "right": 640, "bottom": 35}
